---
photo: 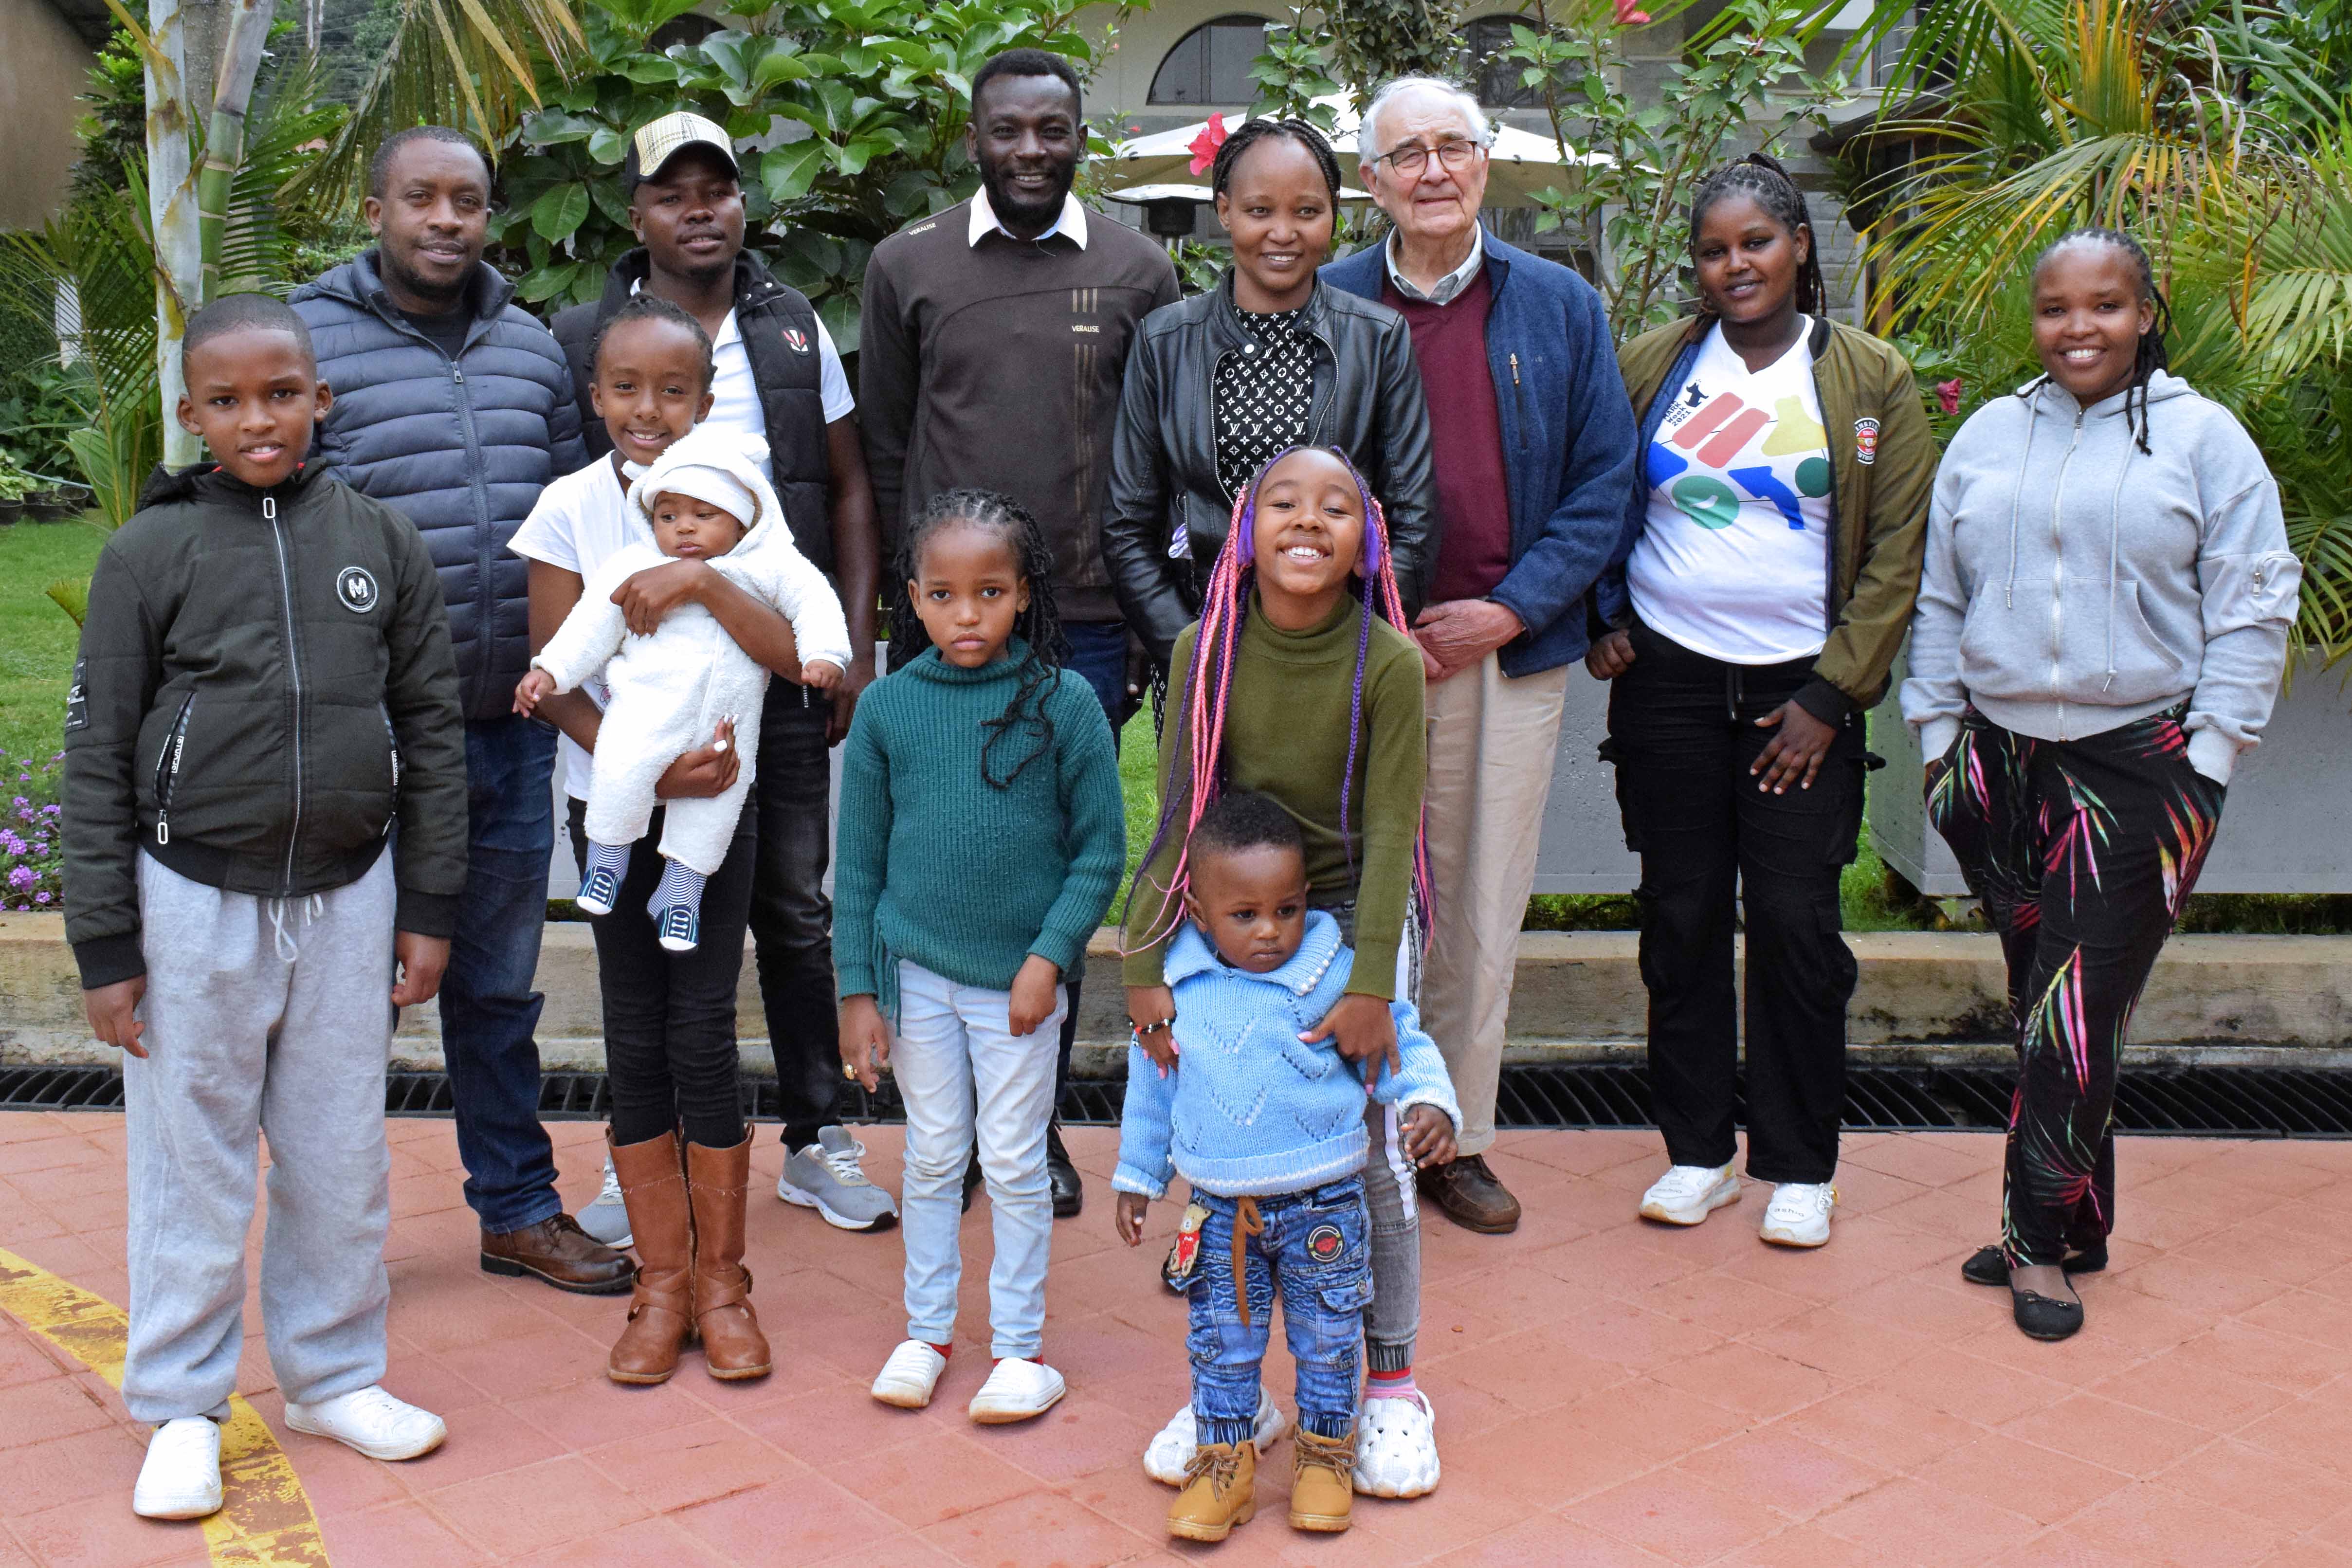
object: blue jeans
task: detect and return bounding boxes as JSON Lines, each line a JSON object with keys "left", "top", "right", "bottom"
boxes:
{"left": 1060, "top": 620, "right": 1132, "bottom": 748}
{"left": 1188, "top": 1177, "right": 1371, "bottom": 1445}
{"left": 438, "top": 716, "right": 562, "bottom": 1234}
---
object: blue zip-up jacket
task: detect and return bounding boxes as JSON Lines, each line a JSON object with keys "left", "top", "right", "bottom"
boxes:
{"left": 291, "top": 251, "right": 588, "bottom": 720}
{"left": 1112, "top": 912, "right": 1461, "bottom": 1201}
{"left": 1322, "top": 234, "right": 1637, "bottom": 675}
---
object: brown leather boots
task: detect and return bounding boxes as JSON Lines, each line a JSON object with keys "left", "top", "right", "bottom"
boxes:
{"left": 604, "top": 1130, "right": 772, "bottom": 1385}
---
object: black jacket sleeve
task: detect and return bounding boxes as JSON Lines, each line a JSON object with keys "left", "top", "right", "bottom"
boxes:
{"left": 1365, "top": 315, "right": 1440, "bottom": 620}
{"left": 61, "top": 540, "right": 164, "bottom": 987}
{"left": 857, "top": 251, "right": 917, "bottom": 555}
{"left": 1103, "top": 328, "right": 1191, "bottom": 671}
{"left": 380, "top": 512, "right": 471, "bottom": 937}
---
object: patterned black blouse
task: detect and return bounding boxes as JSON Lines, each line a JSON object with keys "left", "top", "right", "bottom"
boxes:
{"left": 1212, "top": 305, "right": 1316, "bottom": 502}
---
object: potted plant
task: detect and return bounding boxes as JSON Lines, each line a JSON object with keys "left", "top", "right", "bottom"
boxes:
{"left": 0, "top": 451, "right": 36, "bottom": 525}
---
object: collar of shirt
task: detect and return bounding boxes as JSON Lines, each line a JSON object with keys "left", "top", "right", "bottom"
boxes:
{"left": 967, "top": 187, "right": 1089, "bottom": 250}
{"left": 1385, "top": 226, "right": 1485, "bottom": 306}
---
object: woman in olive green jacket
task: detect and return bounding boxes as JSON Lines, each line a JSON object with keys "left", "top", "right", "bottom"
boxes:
{"left": 1588, "top": 153, "right": 1935, "bottom": 1252}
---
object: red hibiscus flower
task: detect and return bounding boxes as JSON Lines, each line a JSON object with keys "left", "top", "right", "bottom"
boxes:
{"left": 1614, "top": 0, "right": 1652, "bottom": 22}
{"left": 1188, "top": 112, "right": 1229, "bottom": 177}
{"left": 1935, "top": 378, "right": 1963, "bottom": 416}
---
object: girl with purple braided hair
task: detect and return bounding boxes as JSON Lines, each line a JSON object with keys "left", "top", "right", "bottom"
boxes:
{"left": 1120, "top": 445, "right": 1456, "bottom": 1501}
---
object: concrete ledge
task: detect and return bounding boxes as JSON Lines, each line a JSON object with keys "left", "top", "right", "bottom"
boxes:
{"left": 5, "top": 915, "right": 2348, "bottom": 1071}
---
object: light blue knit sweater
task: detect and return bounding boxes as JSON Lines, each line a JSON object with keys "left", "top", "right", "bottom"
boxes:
{"left": 1112, "top": 912, "right": 1461, "bottom": 1201}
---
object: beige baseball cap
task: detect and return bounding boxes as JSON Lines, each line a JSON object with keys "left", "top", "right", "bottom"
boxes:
{"left": 624, "top": 110, "right": 739, "bottom": 188}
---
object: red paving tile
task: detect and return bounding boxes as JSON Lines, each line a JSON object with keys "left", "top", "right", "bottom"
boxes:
{"left": 8, "top": 1114, "right": 2352, "bottom": 1566}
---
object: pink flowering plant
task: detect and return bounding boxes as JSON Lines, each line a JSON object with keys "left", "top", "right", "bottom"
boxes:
{"left": 0, "top": 748, "right": 64, "bottom": 914}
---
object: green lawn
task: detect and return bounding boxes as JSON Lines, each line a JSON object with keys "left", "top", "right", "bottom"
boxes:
{"left": 0, "top": 518, "right": 104, "bottom": 764}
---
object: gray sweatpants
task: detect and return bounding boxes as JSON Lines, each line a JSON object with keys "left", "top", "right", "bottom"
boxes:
{"left": 122, "top": 850, "right": 397, "bottom": 1423}
{"left": 1362, "top": 916, "right": 1422, "bottom": 1372}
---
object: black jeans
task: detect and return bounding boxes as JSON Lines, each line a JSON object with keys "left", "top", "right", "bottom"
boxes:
{"left": 567, "top": 797, "right": 756, "bottom": 1149}
{"left": 1605, "top": 622, "right": 1864, "bottom": 1185}
{"left": 750, "top": 678, "right": 846, "bottom": 1150}
{"left": 1927, "top": 706, "right": 2223, "bottom": 1265}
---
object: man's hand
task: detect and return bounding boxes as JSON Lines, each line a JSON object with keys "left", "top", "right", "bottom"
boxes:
{"left": 1585, "top": 628, "right": 1636, "bottom": 680}
{"left": 84, "top": 976, "right": 146, "bottom": 1058}
{"left": 611, "top": 558, "right": 713, "bottom": 637}
{"left": 513, "top": 669, "right": 557, "bottom": 716}
{"left": 1302, "top": 992, "right": 1401, "bottom": 1091}
{"left": 1007, "top": 954, "right": 1062, "bottom": 1038}
{"left": 840, "top": 995, "right": 891, "bottom": 1091}
{"left": 1115, "top": 1190, "right": 1150, "bottom": 1247}
{"left": 1399, "top": 1104, "right": 1458, "bottom": 1169}
{"left": 1126, "top": 983, "right": 1178, "bottom": 1073}
{"left": 826, "top": 654, "right": 875, "bottom": 747}
{"left": 1412, "top": 600, "right": 1523, "bottom": 684}
{"left": 392, "top": 932, "right": 451, "bottom": 1008}
{"left": 1751, "top": 699, "right": 1838, "bottom": 795}
{"left": 656, "top": 716, "right": 740, "bottom": 800}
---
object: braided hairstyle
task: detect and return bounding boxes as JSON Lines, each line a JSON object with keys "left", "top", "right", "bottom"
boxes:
{"left": 1124, "top": 446, "right": 1432, "bottom": 951}
{"left": 2026, "top": 227, "right": 2173, "bottom": 455}
{"left": 589, "top": 292, "right": 715, "bottom": 394}
{"left": 1689, "top": 151, "right": 1825, "bottom": 317}
{"left": 1210, "top": 116, "right": 1344, "bottom": 205}
{"left": 889, "top": 488, "right": 1067, "bottom": 790}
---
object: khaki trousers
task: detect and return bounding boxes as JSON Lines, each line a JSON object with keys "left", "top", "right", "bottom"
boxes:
{"left": 1419, "top": 652, "right": 1569, "bottom": 1156}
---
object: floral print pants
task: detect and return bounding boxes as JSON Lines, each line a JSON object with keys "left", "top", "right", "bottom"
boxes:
{"left": 1927, "top": 707, "right": 2223, "bottom": 1266}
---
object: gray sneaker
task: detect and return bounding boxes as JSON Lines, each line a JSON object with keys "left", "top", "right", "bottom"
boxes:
{"left": 576, "top": 1156, "right": 632, "bottom": 1249}
{"left": 779, "top": 1126, "right": 899, "bottom": 1231}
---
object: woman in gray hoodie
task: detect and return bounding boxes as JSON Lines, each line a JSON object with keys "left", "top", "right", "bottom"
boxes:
{"left": 1902, "top": 228, "right": 2301, "bottom": 1342}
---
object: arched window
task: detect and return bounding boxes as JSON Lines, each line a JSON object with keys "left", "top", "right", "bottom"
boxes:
{"left": 1462, "top": 15, "right": 1540, "bottom": 109}
{"left": 1149, "top": 15, "right": 1273, "bottom": 106}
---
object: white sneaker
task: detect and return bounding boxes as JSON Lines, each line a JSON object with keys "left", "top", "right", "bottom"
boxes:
{"left": 1354, "top": 1388, "right": 1440, "bottom": 1497}
{"left": 577, "top": 1155, "right": 632, "bottom": 1249}
{"left": 871, "top": 1340, "right": 948, "bottom": 1409}
{"left": 1639, "top": 1161, "right": 1742, "bottom": 1226}
{"left": 967, "top": 1357, "right": 1065, "bottom": 1424}
{"left": 1143, "top": 1385, "right": 1290, "bottom": 1485}
{"left": 282, "top": 1385, "right": 446, "bottom": 1461}
{"left": 132, "top": 1417, "right": 222, "bottom": 1519}
{"left": 1759, "top": 1182, "right": 1837, "bottom": 1248}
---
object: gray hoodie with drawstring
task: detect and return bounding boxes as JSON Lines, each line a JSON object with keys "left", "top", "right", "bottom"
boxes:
{"left": 1901, "top": 370, "right": 2300, "bottom": 784}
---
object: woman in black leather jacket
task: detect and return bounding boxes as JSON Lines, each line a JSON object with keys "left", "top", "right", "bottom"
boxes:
{"left": 1103, "top": 118, "right": 1440, "bottom": 672}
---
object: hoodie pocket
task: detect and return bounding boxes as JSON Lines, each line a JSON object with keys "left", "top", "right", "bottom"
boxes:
{"left": 2203, "top": 549, "right": 2304, "bottom": 628}
{"left": 2102, "top": 580, "right": 2196, "bottom": 703}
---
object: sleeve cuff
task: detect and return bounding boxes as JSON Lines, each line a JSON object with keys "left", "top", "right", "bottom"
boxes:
{"left": 73, "top": 932, "right": 147, "bottom": 990}
{"left": 2186, "top": 726, "right": 2239, "bottom": 786}
{"left": 1918, "top": 716, "right": 1962, "bottom": 766}
{"left": 1395, "top": 1091, "right": 1460, "bottom": 1132}
{"left": 395, "top": 888, "right": 461, "bottom": 941}
{"left": 835, "top": 968, "right": 877, "bottom": 1001}
{"left": 1028, "top": 928, "right": 1084, "bottom": 980}
{"left": 1112, "top": 1164, "right": 1169, "bottom": 1201}
{"left": 1791, "top": 676, "right": 1854, "bottom": 728}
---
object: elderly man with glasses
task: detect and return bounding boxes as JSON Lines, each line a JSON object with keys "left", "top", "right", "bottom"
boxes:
{"left": 1326, "top": 76, "right": 1638, "bottom": 1236}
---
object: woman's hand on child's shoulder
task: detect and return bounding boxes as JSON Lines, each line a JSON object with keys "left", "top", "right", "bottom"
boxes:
{"left": 1303, "top": 993, "right": 1401, "bottom": 1091}
{"left": 1399, "top": 1104, "right": 1458, "bottom": 1170}
{"left": 1114, "top": 1191, "right": 1150, "bottom": 1248}
{"left": 839, "top": 995, "right": 891, "bottom": 1091}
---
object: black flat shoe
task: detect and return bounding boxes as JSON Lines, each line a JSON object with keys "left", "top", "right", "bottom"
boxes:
{"left": 1045, "top": 1118, "right": 1084, "bottom": 1219}
{"left": 2010, "top": 1283, "right": 2085, "bottom": 1341}
{"left": 1961, "top": 1241, "right": 2108, "bottom": 1287}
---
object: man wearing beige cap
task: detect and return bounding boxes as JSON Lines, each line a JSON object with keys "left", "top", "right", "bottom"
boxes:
{"left": 551, "top": 111, "right": 894, "bottom": 1241}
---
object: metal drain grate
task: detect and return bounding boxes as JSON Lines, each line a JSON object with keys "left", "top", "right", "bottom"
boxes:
{"left": 8, "top": 1061, "right": 2352, "bottom": 1137}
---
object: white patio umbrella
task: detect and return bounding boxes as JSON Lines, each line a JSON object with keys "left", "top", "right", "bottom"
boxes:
{"left": 1104, "top": 94, "right": 1611, "bottom": 208}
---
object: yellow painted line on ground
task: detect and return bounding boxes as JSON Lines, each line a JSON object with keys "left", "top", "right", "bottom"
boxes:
{"left": 0, "top": 1246, "right": 330, "bottom": 1567}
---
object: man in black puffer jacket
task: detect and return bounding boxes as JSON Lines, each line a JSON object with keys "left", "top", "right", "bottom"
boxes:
{"left": 291, "top": 127, "right": 632, "bottom": 1298}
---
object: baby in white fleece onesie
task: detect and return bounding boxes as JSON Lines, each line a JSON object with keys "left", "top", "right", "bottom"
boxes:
{"left": 516, "top": 426, "right": 852, "bottom": 951}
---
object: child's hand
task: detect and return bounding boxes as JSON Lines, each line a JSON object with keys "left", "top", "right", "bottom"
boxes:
{"left": 1304, "top": 993, "right": 1401, "bottom": 1092}
{"left": 84, "top": 977, "right": 147, "bottom": 1058}
{"left": 840, "top": 995, "right": 891, "bottom": 1090}
{"left": 392, "top": 932, "right": 451, "bottom": 1007}
{"left": 513, "top": 669, "right": 556, "bottom": 715}
{"left": 800, "top": 658, "right": 842, "bottom": 691}
{"left": 1115, "top": 1191, "right": 1150, "bottom": 1247}
{"left": 1007, "top": 954, "right": 1062, "bottom": 1039}
{"left": 1399, "top": 1104, "right": 1458, "bottom": 1169}
{"left": 1125, "top": 984, "right": 1178, "bottom": 1074}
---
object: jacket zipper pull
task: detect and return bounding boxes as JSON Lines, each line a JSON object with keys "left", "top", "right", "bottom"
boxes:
{"left": 1509, "top": 352, "right": 1521, "bottom": 385}
{"left": 262, "top": 495, "right": 275, "bottom": 520}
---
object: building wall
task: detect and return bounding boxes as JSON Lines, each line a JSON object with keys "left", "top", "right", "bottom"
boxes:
{"left": 0, "top": 0, "right": 94, "bottom": 231}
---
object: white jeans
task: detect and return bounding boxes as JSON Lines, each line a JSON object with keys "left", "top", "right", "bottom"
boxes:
{"left": 893, "top": 960, "right": 1066, "bottom": 1360}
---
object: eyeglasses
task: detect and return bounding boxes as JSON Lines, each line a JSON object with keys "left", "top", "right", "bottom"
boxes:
{"left": 1371, "top": 138, "right": 1486, "bottom": 178}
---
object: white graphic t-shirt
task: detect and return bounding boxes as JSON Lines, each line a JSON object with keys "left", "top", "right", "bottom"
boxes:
{"left": 1627, "top": 320, "right": 1834, "bottom": 664}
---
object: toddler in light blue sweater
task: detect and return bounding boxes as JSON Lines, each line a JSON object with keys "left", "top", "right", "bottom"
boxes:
{"left": 1113, "top": 792, "right": 1458, "bottom": 1543}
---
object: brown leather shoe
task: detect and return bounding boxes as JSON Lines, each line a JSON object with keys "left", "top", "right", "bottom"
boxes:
{"left": 607, "top": 1130, "right": 694, "bottom": 1385}
{"left": 480, "top": 1213, "right": 636, "bottom": 1295}
{"left": 686, "top": 1134, "right": 771, "bottom": 1381}
{"left": 1417, "top": 1153, "right": 1522, "bottom": 1235}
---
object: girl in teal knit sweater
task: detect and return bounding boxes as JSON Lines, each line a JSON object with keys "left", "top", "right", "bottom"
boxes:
{"left": 837, "top": 489, "right": 1126, "bottom": 1426}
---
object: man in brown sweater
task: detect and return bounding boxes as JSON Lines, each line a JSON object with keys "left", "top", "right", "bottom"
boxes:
{"left": 858, "top": 46, "right": 1179, "bottom": 1216}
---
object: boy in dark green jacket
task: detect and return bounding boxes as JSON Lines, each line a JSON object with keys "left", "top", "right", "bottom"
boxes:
{"left": 63, "top": 294, "right": 468, "bottom": 1523}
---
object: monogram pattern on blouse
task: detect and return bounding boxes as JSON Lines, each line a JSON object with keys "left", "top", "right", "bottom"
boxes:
{"left": 1213, "top": 307, "right": 1314, "bottom": 502}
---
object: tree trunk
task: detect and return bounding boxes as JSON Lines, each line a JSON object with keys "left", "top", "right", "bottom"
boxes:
{"left": 197, "top": 0, "right": 274, "bottom": 297}
{"left": 146, "top": 0, "right": 202, "bottom": 469}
